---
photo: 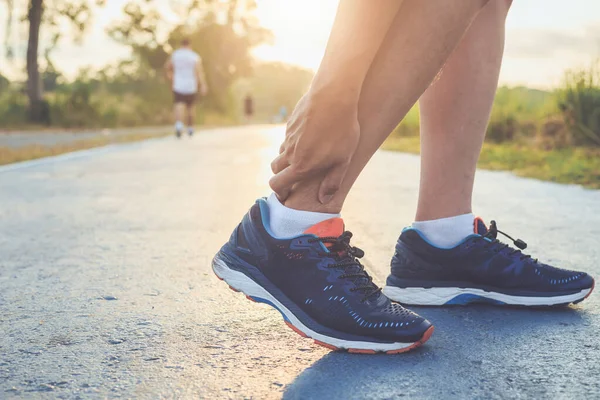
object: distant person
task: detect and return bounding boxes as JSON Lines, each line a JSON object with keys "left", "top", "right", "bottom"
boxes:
{"left": 279, "top": 105, "right": 288, "bottom": 122}
{"left": 165, "top": 38, "right": 207, "bottom": 138}
{"left": 244, "top": 94, "right": 254, "bottom": 123}
{"left": 212, "top": 1, "right": 594, "bottom": 354}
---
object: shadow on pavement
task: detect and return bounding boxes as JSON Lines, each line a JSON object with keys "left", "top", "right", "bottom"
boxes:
{"left": 283, "top": 305, "right": 589, "bottom": 399}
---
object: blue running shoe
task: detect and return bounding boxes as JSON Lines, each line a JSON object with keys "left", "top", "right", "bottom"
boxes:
{"left": 384, "top": 217, "right": 595, "bottom": 306}
{"left": 212, "top": 199, "right": 434, "bottom": 353}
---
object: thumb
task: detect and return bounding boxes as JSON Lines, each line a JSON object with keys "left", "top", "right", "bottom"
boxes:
{"left": 318, "top": 163, "right": 348, "bottom": 205}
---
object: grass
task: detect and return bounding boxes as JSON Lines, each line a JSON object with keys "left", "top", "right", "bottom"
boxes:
{"left": 0, "top": 131, "right": 172, "bottom": 166}
{"left": 383, "top": 136, "right": 600, "bottom": 189}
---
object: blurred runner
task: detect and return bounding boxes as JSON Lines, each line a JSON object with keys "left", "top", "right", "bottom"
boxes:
{"left": 244, "top": 94, "right": 254, "bottom": 123}
{"left": 165, "top": 38, "right": 207, "bottom": 138}
{"left": 279, "top": 105, "right": 288, "bottom": 122}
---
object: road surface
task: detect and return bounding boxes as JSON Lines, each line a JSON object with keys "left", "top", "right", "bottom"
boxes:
{"left": 0, "top": 126, "right": 171, "bottom": 148}
{"left": 1, "top": 125, "right": 599, "bottom": 399}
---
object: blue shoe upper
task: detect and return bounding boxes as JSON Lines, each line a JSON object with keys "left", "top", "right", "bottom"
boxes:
{"left": 388, "top": 219, "right": 594, "bottom": 296}
{"left": 217, "top": 199, "right": 431, "bottom": 343}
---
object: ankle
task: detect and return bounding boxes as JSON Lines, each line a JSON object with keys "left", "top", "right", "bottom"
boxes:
{"left": 267, "top": 193, "right": 340, "bottom": 238}
{"left": 415, "top": 206, "right": 473, "bottom": 222}
{"left": 283, "top": 191, "right": 343, "bottom": 214}
{"left": 412, "top": 213, "right": 475, "bottom": 248}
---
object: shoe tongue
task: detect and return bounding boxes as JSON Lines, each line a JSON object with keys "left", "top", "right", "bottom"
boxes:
{"left": 304, "top": 217, "right": 344, "bottom": 238}
{"left": 473, "top": 216, "right": 488, "bottom": 235}
{"left": 305, "top": 217, "right": 378, "bottom": 300}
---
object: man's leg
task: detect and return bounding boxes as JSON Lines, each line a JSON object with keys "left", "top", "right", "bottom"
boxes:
{"left": 174, "top": 101, "right": 185, "bottom": 137}
{"left": 399, "top": 0, "right": 511, "bottom": 247}
{"left": 282, "top": 0, "right": 490, "bottom": 214}
{"left": 186, "top": 100, "right": 195, "bottom": 136}
{"left": 412, "top": 0, "right": 511, "bottom": 247}
{"left": 383, "top": 0, "right": 594, "bottom": 306}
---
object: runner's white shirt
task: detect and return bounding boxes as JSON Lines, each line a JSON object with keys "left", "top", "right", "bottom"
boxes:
{"left": 172, "top": 48, "right": 201, "bottom": 95}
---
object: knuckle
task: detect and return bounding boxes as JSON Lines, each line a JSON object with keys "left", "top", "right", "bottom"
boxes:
{"left": 293, "top": 160, "right": 311, "bottom": 175}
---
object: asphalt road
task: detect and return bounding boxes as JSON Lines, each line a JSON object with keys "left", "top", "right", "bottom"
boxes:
{"left": 0, "top": 126, "right": 171, "bottom": 148}
{"left": 1, "top": 125, "right": 599, "bottom": 399}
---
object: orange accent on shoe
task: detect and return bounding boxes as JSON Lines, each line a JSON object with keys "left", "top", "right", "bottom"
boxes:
{"left": 228, "top": 285, "right": 239, "bottom": 292}
{"left": 473, "top": 216, "right": 486, "bottom": 234}
{"left": 245, "top": 295, "right": 257, "bottom": 302}
{"left": 304, "top": 218, "right": 344, "bottom": 238}
{"left": 313, "top": 340, "right": 339, "bottom": 351}
{"left": 348, "top": 348, "right": 376, "bottom": 354}
{"left": 285, "top": 321, "right": 308, "bottom": 338}
{"left": 584, "top": 279, "right": 595, "bottom": 300}
{"left": 385, "top": 325, "right": 435, "bottom": 354}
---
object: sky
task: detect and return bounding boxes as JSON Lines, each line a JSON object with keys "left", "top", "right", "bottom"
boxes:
{"left": 1, "top": 0, "right": 600, "bottom": 89}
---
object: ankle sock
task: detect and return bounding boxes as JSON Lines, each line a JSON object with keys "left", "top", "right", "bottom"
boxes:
{"left": 266, "top": 193, "right": 340, "bottom": 238}
{"left": 175, "top": 121, "right": 184, "bottom": 131}
{"left": 412, "top": 213, "right": 475, "bottom": 249}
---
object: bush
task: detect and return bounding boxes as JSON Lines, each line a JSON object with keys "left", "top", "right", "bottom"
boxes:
{"left": 0, "top": 91, "right": 28, "bottom": 126}
{"left": 537, "top": 117, "right": 571, "bottom": 150}
{"left": 50, "top": 84, "right": 101, "bottom": 128}
{"left": 390, "top": 105, "right": 420, "bottom": 137}
{"left": 559, "top": 62, "right": 600, "bottom": 147}
{"left": 486, "top": 112, "right": 517, "bottom": 143}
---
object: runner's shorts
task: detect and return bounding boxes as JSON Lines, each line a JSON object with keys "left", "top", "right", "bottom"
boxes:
{"left": 173, "top": 91, "right": 197, "bottom": 106}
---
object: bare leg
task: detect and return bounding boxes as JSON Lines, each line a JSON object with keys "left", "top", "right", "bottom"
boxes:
{"left": 174, "top": 103, "right": 184, "bottom": 126}
{"left": 186, "top": 103, "right": 195, "bottom": 133}
{"left": 416, "top": 0, "right": 512, "bottom": 221}
{"left": 284, "top": 0, "right": 490, "bottom": 213}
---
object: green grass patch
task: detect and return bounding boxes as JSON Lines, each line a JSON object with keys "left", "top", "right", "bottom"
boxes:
{"left": 383, "top": 136, "right": 600, "bottom": 189}
{"left": 0, "top": 131, "right": 171, "bottom": 166}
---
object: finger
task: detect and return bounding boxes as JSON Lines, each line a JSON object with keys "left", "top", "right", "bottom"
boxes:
{"left": 269, "top": 165, "right": 310, "bottom": 202}
{"left": 270, "top": 153, "right": 290, "bottom": 174}
{"left": 318, "top": 162, "right": 349, "bottom": 204}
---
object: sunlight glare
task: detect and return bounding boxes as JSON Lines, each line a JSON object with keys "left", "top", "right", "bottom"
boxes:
{"left": 253, "top": 0, "right": 339, "bottom": 71}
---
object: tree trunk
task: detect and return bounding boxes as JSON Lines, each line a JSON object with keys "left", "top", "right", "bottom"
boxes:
{"left": 27, "top": 0, "right": 44, "bottom": 122}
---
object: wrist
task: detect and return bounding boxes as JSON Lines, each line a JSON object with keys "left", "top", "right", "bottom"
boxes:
{"left": 309, "top": 76, "right": 360, "bottom": 107}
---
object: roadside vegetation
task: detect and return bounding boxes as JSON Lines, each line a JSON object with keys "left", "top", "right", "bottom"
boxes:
{"left": 384, "top": 62, "right": 600, "bottom": 189}
{"left": 0, "top": 130, "right": 172, "bottom": 166}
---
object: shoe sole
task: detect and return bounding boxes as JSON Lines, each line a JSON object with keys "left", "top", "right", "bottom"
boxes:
{"left": 212, "top": 255, "right": 433, "bottom": 353}
{"left": 383, "top": 281, "right": 594, "bottom": 307}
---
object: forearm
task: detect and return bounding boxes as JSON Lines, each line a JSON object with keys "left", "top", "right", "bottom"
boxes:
{"left": 196, "top": 65, "right": 207, "bottom": 88}
{"left": 311, "top": 0, "right": 404, "bottom": 101}
{"left": 198, "top": 74, "right": 206, "bottom": 88}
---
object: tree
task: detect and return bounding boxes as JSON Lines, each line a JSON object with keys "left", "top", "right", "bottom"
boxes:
{"left": 26, "top": 0, "right": 43, "bottom": 121}
{"left": 4, "top": 0, "right": 98, "bottom": 122}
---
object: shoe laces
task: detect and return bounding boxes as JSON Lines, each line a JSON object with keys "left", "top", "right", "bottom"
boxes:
{"left": 308, "top": 231, "right": 382, "bottom": 302}
{"left": 483, "top": 220, "right": 537, "bottom": 262}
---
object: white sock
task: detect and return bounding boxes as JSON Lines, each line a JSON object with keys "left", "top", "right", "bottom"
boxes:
{"left": 412, "top": 213, "right": 475, "bottom": 249}
{"left": 188, "top": 126, "right": 194, "bottom": 134}
{"left": 266, "top": 193, "right": 340, "bottom": 238}
{"left": 175, "top": 121, "right": 184, "bottom": 131}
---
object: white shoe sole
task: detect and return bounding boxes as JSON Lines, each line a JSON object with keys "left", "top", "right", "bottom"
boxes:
{"left": 383, "top": 285, "right": 594, "bottom": 306}
{"left": 212, "top": 256, "right": 433, "bottom": 353}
